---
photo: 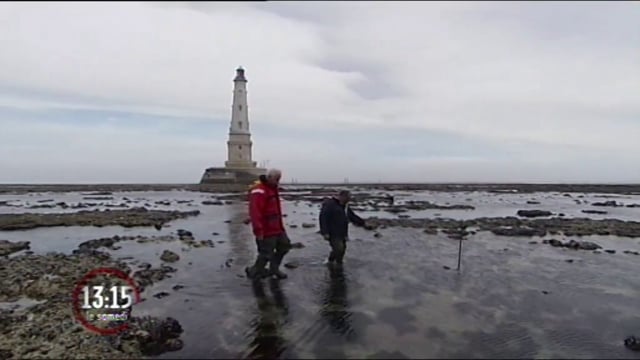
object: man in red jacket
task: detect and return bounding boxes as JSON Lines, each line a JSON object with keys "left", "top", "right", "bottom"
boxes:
{"left": 245, "top": 169, "right": 291, "bottom": 280}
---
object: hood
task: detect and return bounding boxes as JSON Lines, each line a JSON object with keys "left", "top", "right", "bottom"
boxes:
{"left": 248, "top": 175, "right": 269, "bottom": 191}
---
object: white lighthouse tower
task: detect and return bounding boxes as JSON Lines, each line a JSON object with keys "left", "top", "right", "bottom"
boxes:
{"left": 225, "top": 67, "right": 256, "bottom": 168}
{"left": 200, "top": 67, "right": 266, "bottom": 185}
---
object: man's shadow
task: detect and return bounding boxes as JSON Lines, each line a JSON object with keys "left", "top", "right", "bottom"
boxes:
{"left": 319, "top": 266, "right": 355, "bottom": 339}
{"left": 245, "top": 279, "right": 289, "bottom": 359}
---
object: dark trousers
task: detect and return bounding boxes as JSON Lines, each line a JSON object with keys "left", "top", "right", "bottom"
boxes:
{"left": 249, "top": 233, "right": 291, "bottom": 276}
{"left": 328, "top": 236, "right": 347, "bottom": 264}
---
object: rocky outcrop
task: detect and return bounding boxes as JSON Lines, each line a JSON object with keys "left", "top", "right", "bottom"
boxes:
{"left": 75, "top": 235, "right": 176, "bottom": 254}
{"left": 582, "top": 210, "right": 608, "bottom": 215}
{"left": 160, "top": 250, "right": 179, "bottom": 263}
{"left": 592, "top": 201, "right": 623, "bottom": 207}
{"left": 0, "top": 208, "right": 201, "bottom": 231}
{"left": 542, "top": 239, "right": 602, "bottom": 251}
{"left": 624, "top": 336, "right": 640, "bottom": 351}
{"left": 0, "top": 240, "right": 30, "bottom": 256}
{"left": 122, "top": 317, "right": 184, "bottom": 356}
{"left": 0, "top": 252, "right": 184, "bottom": 358}
{"left": 517, "top": 210, "right": 553, "bottom": 218}
{"left": 363, "top": 216, "right": 640, "bottom": 238}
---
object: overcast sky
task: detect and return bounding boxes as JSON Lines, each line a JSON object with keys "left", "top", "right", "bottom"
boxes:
{"left": 1, "top": 1, "right": 639, "bottom": 183}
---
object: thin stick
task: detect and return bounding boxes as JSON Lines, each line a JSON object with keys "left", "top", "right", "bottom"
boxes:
{"left": 457, "top": 238, "right": 463, "bottom": 271}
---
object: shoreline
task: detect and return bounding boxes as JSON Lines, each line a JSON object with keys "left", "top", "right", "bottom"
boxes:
{"left": 1, "top": 183, "right": 640, "bottom": 194}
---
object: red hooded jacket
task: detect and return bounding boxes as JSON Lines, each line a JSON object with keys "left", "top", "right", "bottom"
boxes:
{"left": 248, "top": 177, "right": 285, "bottom": 239}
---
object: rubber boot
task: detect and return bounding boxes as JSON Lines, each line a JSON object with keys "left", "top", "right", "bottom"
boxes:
{"left": 269, "top": 259, "right": 288, "bottom": 279}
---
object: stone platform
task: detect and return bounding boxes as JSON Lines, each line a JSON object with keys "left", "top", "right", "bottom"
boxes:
{"left": 199, "top": 167, "right": 266, "bottom": 186}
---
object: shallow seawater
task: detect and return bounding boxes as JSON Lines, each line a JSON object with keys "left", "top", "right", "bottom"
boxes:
{"left": 1, "top": 189, "right": 640, "bottom": 359}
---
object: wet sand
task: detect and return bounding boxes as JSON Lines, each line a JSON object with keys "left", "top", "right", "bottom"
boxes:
{"left": 1, "top": 187, "right": 639, "bottom": 358}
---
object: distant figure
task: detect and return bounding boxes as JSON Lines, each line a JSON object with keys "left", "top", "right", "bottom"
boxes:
{"left": 319, "top": 190, "right": 366, "bottom": 266}
{"left": 245, "top": 169, "right": 291, "bottom": 280}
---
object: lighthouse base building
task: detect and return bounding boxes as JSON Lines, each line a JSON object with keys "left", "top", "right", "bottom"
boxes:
{"left": 200, "top": 67, "right": 266, "bottom": 186}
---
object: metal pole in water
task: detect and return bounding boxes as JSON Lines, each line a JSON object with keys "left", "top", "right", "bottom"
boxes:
{"left": 457, "top": 238, "right": 463, "bottom": 271}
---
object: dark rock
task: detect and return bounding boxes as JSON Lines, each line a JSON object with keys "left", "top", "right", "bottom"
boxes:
{"left": 172, "top": 285, "right": 185, "bottom": 291}
{"left": 199, "top": 240, "right": 215, "bottom": 248}
{"left": 493, "top": 227, "right": 545, "bottom": 237}
{"left": 202, "top": 200, "right": 224, "bottom": 205}
{"left": 153, "top": 292, "right": 170, "bottom": 299}
{"left": 160, "top": 250, "right": 179, "bottom": 263}
{"left": 582, "top": 210, "right": 608, "bottom": 215}
{"left": 83, "top": 196, "right": 114, "bottom": 201}
{"left": 627, "top": 204, "right": 640, "bottom": 208}
{"left": 541, "top": 290, "right": 550, "bottom": 295}
{"left": 517, "top": 210, "right": 553, "bottom": 218}
{"left": 224, "top": 259, "right": 233, "bottom": 267}
{"left": 290, "top": 242, "right": 305, "bottom": 249}
{"left": 154, "top": 223, "right": 162, "bottom": 230}
{"left": 527, "top": 201, "right": 541, "bottom": 205}
{"left": 134, "top": 266, "right": 176, "bottom": 288}
{"left": 443, "top": 265, "right": 451, "bottom": 270}
{"left": 605, "top": 249, "right": 616, "bottom": 254}
{"left": 0, "top": 240, "right": 30, "bottom": 256}
{"left": 624, "top": 336, "right": 640, "bottom": 351}
{"left": 129, "top": 316, "right": 184, "bottom": 356}
{"left": 289, "top": 224, "right": 298, "bottom": 228}
{"left": 423, "top": 228, "right": 438, "bottom": 235}
{"left": 374, "top": 232, "right": 382, "bottom": 238}
{"left": 592, "top": 200, "right": 622, "bottom": 207}
{"left": 284, "top": 261, "right": 299, "bottom": 269}
{"left": 528, "top": 241, "right": 538, "bottom": 244}
{"left": 564, "top": 240, "right": 581, "bottom": 249}
{"left": 176, "top": 229, "right": 192, "bottom": 238}
{"left": 576, "top": 241, "right": 601, "bottom": 250}
{"left": 302, "top": 223, "right": 315, "bottom": 228}
{"left": 565, "top": 259, "right": 574, "bottom": 263}
{"left": 548, "top": 239, "right": 563, "bottom": 247}
{"left": 212, "top": 232, "right": 219, "bottom": 236}
{"left": 623, "top": 250, "right": 640, "bottom": 255}
{"left": 84, "top": 191, "right": 113, "bottom": 196}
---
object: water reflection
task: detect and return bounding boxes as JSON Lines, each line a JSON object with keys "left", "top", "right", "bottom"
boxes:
{"left": 319, "top": 266, "right": 355, "bottom": 339}
{"left": 227, "top": 203, "right": 254, "bottom": 266}
{"left": 244, "top": 279, "right": 289, "bottom": 359}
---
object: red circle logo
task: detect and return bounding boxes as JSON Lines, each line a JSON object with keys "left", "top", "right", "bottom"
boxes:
{"left": 72, "top": 267, "right": 142, "bottom": 335}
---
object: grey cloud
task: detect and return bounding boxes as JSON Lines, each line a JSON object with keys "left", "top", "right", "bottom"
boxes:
{"left": 1, "top": 2, "right": 639, "bottom": 182}
{"left": 314, "top": 58, "right": 406, "bottom": 100}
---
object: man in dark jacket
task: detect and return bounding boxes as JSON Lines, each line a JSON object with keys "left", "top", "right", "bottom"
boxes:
{"left": 319, "top": 190, "right": 366, "bottom": 266}
{"left": 245, "top": 169, "right": 291, "bottom": 280}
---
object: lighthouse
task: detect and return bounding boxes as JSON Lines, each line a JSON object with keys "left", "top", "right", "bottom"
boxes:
{"left": 225, "top": 67, "right": 256, "bottom": 168}
{"left": 199, "top": 67, "right": 266, "bottom": 186}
